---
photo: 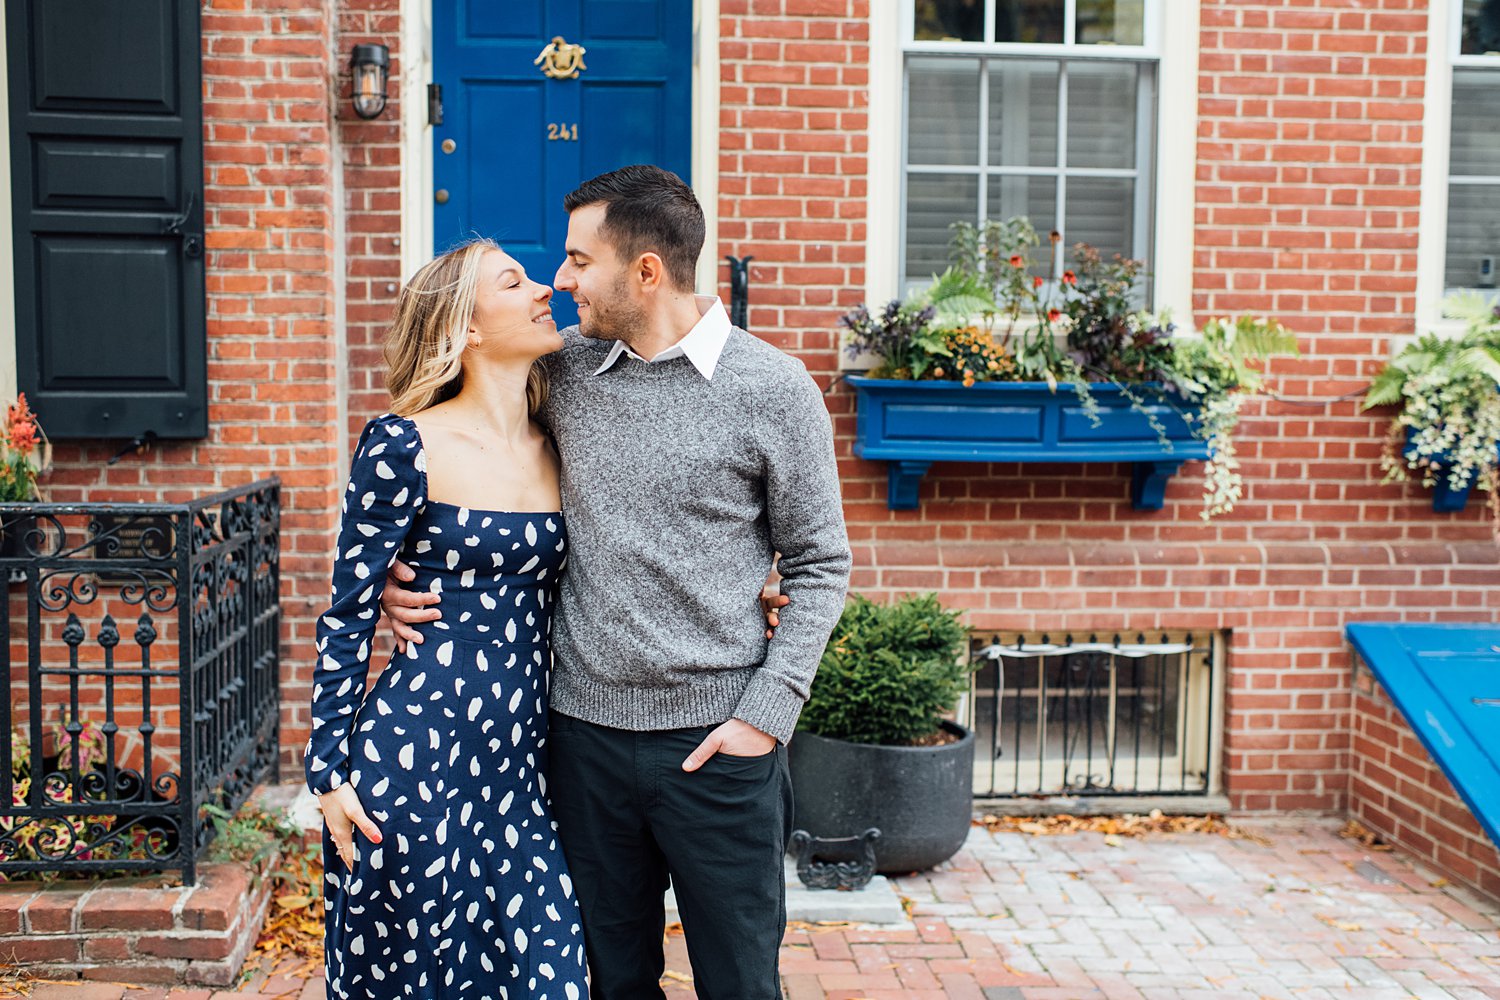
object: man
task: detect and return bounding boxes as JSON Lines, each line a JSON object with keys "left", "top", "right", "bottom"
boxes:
{"left": 382, "top": 164, "right": 851, "bottom": 998}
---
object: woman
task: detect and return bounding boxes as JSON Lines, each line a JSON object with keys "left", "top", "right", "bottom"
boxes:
{"left": 304, "top": 238, "right": 586, "bottom": 1000}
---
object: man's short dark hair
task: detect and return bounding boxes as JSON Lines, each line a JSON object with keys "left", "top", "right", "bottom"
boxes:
{"left": 564, "top": 165, "right": 705, "bottom": 291}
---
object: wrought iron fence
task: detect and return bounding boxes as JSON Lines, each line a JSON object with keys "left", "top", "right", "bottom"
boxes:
{"left": 966, "top": 631, "right": 1222, "bottom": 799}
{"left": 0, "top": 480, "right": 280, "bottom": 884}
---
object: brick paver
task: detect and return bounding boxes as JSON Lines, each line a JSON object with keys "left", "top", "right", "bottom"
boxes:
{"left": 18, "top": 818, "right": 1500, "bottom": 999}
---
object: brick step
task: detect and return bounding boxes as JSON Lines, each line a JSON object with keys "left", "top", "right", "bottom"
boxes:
{"left": 0, "top": 855, "right": 279, "bottom": 987}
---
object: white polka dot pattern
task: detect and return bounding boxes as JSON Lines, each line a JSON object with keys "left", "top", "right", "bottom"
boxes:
{"left": 305, "top": 414, "right": 585, "bottom": 999}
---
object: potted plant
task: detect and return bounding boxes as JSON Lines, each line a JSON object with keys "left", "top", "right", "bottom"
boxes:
{"left": 789, "top": 593, "right": 976, "bottom": 874}
{"left": 841, "top": 217, "right": 1298, "bottom": 518}
{"left": 1363, "top": 293, "right": 1500, "bottom": 521}
{"left": 0, "top": 394, "right": 49, "bottom": 558}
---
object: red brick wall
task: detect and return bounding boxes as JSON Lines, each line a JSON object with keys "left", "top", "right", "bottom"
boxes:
{"left": 339, "top": 0, "right": 406, "bottom": 447}
{"left": 1350, "top": 661, "right": 1500, "bottom": 903}
{"left": 22, "top": 0, "right": 346, "bottom": 778}
{"left": 716, "top": 0, "right": 872, "bottom": 367}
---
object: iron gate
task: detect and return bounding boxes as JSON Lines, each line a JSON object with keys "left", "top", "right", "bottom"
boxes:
{"left": 0, "top": 480, "right": 281, "bottom": 883}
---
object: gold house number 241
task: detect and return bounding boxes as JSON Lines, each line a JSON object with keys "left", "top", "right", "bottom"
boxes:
{"left": 547, "top": 123, "right": 579, "bottom": 141}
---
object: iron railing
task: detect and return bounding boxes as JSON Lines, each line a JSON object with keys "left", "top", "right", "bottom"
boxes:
{"left": 0, "top": 480, "right": 280, "bottom": 883}
{"left": 726, "top": 254, "right": 753, "bottom": 330}
{"left": 967, "top": 632, "right": 1221, "bottom": 799}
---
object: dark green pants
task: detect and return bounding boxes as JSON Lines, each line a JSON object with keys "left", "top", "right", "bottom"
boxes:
{"left": 547, "top": 712, "right": 793, "bottom": 1000}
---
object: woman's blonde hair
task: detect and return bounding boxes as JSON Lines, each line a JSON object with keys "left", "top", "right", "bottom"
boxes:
{"left": 384, "top": 238, "right": 549, "bottom": 416}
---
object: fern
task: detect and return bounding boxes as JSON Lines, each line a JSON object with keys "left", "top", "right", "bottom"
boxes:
{"left": 912, "top": 266, "right": 998, "bottom": 323}
{"left": 1210, "top": 315, "right": 1300, "bottom": 362}
{"left": 1446, "top": 290, "right": 1500, "bottom": 328}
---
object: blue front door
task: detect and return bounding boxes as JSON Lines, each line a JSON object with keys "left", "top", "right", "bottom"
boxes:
{"left": 432, "top": 0, "right": 693, "bottom": 328}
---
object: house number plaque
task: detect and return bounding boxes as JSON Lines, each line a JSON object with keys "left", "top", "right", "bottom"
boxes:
{"left": 547, "top": 123, "right": 579, "bottom": 141}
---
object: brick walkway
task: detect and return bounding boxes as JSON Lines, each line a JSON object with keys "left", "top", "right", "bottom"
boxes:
{"left": 19, "top": 818, "right": 1500, "bottom": 999}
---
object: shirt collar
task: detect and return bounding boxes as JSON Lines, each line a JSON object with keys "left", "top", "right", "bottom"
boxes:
{"left": 591, "top": 296, "right": 732, "bottom": 380}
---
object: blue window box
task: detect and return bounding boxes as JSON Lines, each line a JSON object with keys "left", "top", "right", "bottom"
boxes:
{"left": 847, "top": 376, "right": 1209, "bottom": 511}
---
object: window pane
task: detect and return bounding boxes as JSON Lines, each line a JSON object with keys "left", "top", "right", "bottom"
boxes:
{"left": 1064, "top": 176, "right": 1134, "bottom": 263}
{"left": 1076, "top": 0, "right": 1145, "bottom": 45}
{"left": 1460, "top": 0, "right": 1500, "bottom": 55}
{"left": 987, "top": 174, "right": 1058, "bottom": 270}
{"left": 1445, "top": 182, "right": 1500, "bottom": 290}
{"left": 908, "top": 58, "right": 981, "bottom": 167}
{"left": 1450, "top": 68, "right": 1500, "bottom": 177}
{"left": 995, "top": 0, "right": 1065, "bottom": 44}
{"left": 989, "top": 61, "right": 1060, "bottom": 167}
{"left": 905, "top": 174, "right": 980, "bottom": 285}
{"left": 1066, "top": 61, "right": 1140, "bottom": 169}
{"left": 915, "top": 0, "right": 986, "bottom": 42}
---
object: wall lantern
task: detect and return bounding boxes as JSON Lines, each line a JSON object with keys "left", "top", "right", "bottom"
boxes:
{"left": 350, "top": 44, "right": 390, "bottom": 119}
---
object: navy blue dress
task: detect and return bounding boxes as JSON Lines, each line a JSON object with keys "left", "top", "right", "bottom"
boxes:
{"left": 305, "top": 413, "right": 587, "bottom": 1000}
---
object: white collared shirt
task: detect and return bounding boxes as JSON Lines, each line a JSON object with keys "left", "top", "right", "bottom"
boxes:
{"left": 591, "top": 295, "right": 732, "bottom": 380}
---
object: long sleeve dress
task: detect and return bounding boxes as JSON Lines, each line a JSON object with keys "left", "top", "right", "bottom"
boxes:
{"left": 304, "top": 413, "right": 587, "bottom": 1000}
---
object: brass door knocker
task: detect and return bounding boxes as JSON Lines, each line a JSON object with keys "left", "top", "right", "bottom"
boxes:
{"left": 535, "top": 36, "right": 587, "bottom": 80}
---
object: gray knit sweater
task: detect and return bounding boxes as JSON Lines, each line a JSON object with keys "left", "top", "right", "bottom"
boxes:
{"left": 537, "top": 325, "right": 851, "bottom": 743}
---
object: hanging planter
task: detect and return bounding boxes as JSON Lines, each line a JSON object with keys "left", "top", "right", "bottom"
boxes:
{"left": 848, "top": 376, "right": 1209, "bottom": 510}
{"left": 1399, "top": 426, "right": 1500, "bottom": 513}
{"left": 1365, "top": 294, "right": 1500, "bottom": 523}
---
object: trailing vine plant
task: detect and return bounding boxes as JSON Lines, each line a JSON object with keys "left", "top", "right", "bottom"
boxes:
{"left": 1364, "top": 292, "right": 1500, "bottom": 530}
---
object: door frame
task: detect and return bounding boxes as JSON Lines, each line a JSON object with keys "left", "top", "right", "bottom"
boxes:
{"left": 400, "top": 0, "right": 720, "bottom": 293}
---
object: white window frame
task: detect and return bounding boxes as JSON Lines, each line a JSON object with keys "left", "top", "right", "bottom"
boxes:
{"left": 1416, "top": 0, "right": 1500, "bottom": 335}
{"left": 867, "top": 0, "right": 1196, "bottom": 326}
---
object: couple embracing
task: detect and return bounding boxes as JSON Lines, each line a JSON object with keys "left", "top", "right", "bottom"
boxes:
{"left": 303, "top": 164, "right": 853, "bottom": 1000}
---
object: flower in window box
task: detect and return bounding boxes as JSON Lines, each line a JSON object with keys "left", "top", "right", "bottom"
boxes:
{"left": 840, "top": 214, "right": 1298, "bottom": 518}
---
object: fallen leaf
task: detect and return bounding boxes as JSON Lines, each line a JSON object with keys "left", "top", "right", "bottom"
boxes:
{"left": 980, "top": 812, "right": 1271, "bottom": 845}
{"left": 1337, "top": 819, "right": 1393, "bottom": 851}
{"left": 1316, "top": 913, "right": 1363, "bottom": 933}
{"left": 785, "top": 919, "right": 855, "bottom": 933}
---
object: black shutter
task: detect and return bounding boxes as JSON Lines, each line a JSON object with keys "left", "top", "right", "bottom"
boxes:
{"left": 6, "top": 0, "right": 207, "bottom": 440}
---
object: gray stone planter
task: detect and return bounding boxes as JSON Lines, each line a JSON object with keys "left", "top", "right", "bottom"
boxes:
{"left": 788, "top": 720, "right": 975, "bottom": 874}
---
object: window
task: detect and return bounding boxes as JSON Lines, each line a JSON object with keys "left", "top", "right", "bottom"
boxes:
{"left": 1446, "top": 1, "right": 1500, "bottom": 295}
{"left": 902, "top": 1, "right": 1160, "bottom": 298}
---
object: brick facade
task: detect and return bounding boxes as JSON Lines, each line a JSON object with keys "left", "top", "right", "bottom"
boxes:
{"left": 14, "top": 0, "right": 1497, "bottom": 869}
{"left": 16, "top": 0, "right": 347, "bottom": 776}
{"left": 1350, "top": 660, "right": 1500, "bottom": 903}
{"left": 716, "top": 0, "right": 1499, "bottom": 823}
